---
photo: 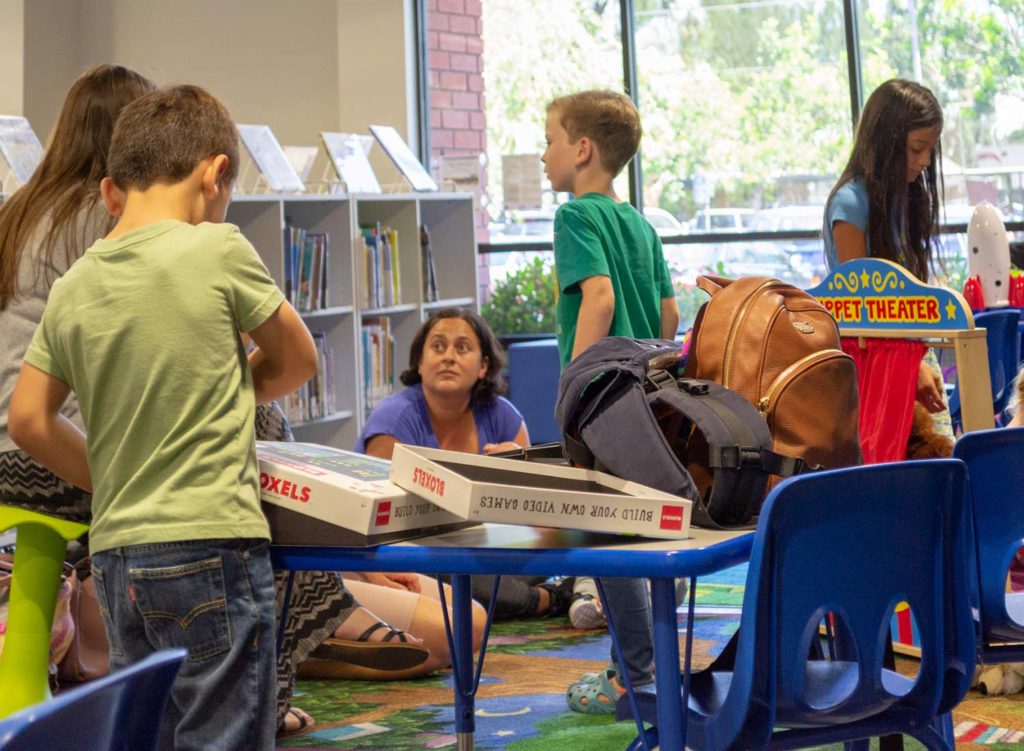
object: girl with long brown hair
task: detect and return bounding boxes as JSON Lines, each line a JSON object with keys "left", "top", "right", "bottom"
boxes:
{"left": 823, "top": 78, "right": 951, "bottom": 428}
{"left": 0, "top": 64, "right": 154, "bottom": 517}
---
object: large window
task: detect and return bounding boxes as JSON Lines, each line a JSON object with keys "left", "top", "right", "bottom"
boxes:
{"left": 858, "top": 0, "right": 1024, "bottom": 288}
{"left": 635, "top": 0, "right": 853, "bottom": 320}
{"left": 424, "top": 0, "right": 1024, "bottom": 334}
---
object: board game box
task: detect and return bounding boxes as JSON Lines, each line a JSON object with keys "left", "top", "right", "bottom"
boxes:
{"left": 389, "top": 444, "right": 693, "bottom": 540}
{"left": 257, "top": 441, "right": 471, "bottom": 546}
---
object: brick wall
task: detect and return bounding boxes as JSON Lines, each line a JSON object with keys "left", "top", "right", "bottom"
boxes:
{"left": 427, "top": 0, "right": 489, "bottom": 239}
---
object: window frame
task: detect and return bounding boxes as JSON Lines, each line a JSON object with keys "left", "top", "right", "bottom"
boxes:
{"left": 414, "top": 0, "right": 1024, "bottom": 255}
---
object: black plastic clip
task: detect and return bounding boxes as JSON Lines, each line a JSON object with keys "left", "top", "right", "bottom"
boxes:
{"left": 644, "top": 368, "right": 679, "bottom": 392}
{"left": 678, "top": 379, "right": 710, "bottom": 396}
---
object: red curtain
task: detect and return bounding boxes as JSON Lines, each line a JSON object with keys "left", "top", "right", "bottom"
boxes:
{"left": 841, "top": 338, "right": 926, "bottom": 464}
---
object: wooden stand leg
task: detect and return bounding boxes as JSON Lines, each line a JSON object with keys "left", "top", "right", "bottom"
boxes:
{"left": 954, "top": 330, "right": 995, "bottom": 433}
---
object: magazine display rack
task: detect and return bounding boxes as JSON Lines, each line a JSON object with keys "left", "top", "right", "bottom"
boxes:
{"left": 227, "top": 192, "right": 478, "bottom": 449}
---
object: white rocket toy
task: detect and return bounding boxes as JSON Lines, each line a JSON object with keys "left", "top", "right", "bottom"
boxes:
{"left": 966, "top": 203, "right": 1012, "bottom": 308}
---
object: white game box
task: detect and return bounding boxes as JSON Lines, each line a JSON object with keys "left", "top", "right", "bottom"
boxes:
{"left": 256, "top": 442, "right": 471, "bottom": 546}
{"left": 389, "top": 444, "right": 693, "bottom": 539}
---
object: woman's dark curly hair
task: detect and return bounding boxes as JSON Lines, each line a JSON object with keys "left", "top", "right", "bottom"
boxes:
{"left": 400, "top": 307, "right": 508, "bottom": 404}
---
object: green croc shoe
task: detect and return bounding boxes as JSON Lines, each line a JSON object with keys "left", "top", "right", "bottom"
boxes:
{"left": 566, "top": 666, "right": 623, "bottom": 714}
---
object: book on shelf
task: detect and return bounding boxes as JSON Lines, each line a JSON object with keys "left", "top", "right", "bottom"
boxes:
{"left": 236, "top": 124, "right": 305, "bottom": 193}
{"left": 283, "top": 224, "right": 329, "bottom": 313}
{"left": 386, "top": 225, "right": 401, "bottom": 306}
{"left": 361, "top": 316, "right": 395, "bottom": 418}
{"left": 369, "top": 124, "right": 438, "bottom": 192}
{"left": 360, "top": 223, "right": 400, "bottom": 308}
{"left": 282, "top": 330, "right": 335, "bottom": 424}
{"left": 282, "top": 145, "right": 318, "bottom": 184}
{"left": 420, "top": 225, "right": 439, "bottom": 303}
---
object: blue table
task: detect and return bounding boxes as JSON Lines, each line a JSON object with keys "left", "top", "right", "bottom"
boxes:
{"left": 272, "top": 523, "right": 753, "bottom": 751}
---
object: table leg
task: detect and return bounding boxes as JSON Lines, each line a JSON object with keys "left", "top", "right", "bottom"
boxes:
{"left": 451, "top": 574, "right": 475, "bottom": 750}
{"left": 650, "top": 575, "right": 690, "bottom": 751}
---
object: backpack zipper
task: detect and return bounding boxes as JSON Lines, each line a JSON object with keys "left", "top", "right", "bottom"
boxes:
{"left": 723, "top": 280, "right": 785, "bottom": 387}
{"left": 757, "top": 350, "right": 846, "bottom": 415}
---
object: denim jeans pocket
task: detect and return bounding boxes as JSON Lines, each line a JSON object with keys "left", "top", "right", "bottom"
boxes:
{"left": 90, "top": 564, "right": 124, "bottom": 659}
{"left": 128, "top": 556, "right": 232, "bottom": 661}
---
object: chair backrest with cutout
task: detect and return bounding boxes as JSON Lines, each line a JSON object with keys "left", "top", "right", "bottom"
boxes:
{"left": 954, "top": 427, "right": 1024, "bottom": 655}
{"left": 726, "top": 460, "right": 972, "bottom": 742}
{"left": 949, "top": 309, "right": 1021, "bottom": 424}
{"left": 0, "top": 648, "right": 185, "bottom": 751}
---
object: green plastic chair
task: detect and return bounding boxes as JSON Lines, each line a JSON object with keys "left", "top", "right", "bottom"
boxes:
{"left": 0, "top": 506, "right": 89, "bottom": 718}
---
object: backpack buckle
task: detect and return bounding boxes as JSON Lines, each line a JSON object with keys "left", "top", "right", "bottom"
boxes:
{"left": 677, "top": 379, "right": 709, "bottom": 396}
{"left": 644, "top": 368, "right": 678, "bottom": 393}
{"left": 709, "top": 445, "right": 763, "bottom": 470}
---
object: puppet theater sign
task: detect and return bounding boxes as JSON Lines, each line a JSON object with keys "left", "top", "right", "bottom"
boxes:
{"left": 807, "top": 257, "right": 973, "bottom": 331}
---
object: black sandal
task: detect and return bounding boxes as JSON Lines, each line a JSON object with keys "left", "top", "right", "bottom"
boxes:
{"left": 308, "top": 620, "right": 429, "bottom": 669}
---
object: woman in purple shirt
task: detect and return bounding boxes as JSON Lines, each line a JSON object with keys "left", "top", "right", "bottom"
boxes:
{"left": 356, "top": 307, "right": 528, "bottom": 456}
{"left": 356, "top": 309, "right": 575, "bottom": 620}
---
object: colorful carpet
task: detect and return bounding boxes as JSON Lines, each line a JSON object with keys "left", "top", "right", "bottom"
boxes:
{"left": 277, "top": 566, "right": 1024, "bottom": 750}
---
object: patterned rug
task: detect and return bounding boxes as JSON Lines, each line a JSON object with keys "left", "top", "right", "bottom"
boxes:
{"left": 277, "top": 566, "right": 1024, "bottom": 750}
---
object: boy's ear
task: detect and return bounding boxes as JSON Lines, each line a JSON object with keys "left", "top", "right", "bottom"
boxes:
{"left": 100, "top": 177, "right": 126, "bottom": 217}
{"left": 202, "top": 154, "right": 231, "bottom": 197}
{"left": 574, "top": 136, "right": 594, "bottom": 167}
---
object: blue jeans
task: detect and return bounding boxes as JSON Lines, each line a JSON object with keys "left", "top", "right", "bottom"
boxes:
{"left": 600, "top": 577, "right": 654, "bottom": 684}
{"left": 92, "top": 538, "right": 277, "bottom": 751}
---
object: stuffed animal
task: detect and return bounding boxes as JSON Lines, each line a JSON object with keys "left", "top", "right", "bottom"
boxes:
{"left": 974, "top": 662, "right": 1024, "bottom": 695}
{"left": 905, "top": 402, "right": 954, "bottom": 459}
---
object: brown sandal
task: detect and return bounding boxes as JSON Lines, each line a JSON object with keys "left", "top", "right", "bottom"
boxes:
{"left": 306, "top": 621, "right": 429, "bottom": 670}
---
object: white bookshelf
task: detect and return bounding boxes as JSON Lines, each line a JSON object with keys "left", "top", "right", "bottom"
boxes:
{"left": 227, "top": 191, "right": 478, "bottom": 449}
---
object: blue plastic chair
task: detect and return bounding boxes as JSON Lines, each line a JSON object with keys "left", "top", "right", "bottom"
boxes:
{"left": 948, "top": 309, "right": 1020, "bottom": 428}
{"left": 0, "top": 648, "right": 185, "bottom": 751}
{"left": 954, "top": 427, "right": 1024, "bottom": 663}
{"left": 625, "top": 460, "right": 973, "bottom": 751}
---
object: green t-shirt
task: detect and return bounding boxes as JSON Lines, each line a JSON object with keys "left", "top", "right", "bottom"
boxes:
{"left": 553, "top": 193, "right": 674, "bottom": 367}
{"left": 24, "top": 220, "right": 284, "bottom": 553}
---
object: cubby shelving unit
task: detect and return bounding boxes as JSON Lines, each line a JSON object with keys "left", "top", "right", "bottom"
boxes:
{"left": 227, "top": 191, "right": 478, "bottom": 449}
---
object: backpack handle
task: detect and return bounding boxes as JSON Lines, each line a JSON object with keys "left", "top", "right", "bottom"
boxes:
{"left": 696, "top": 275, "right": 734, "bottom": 296}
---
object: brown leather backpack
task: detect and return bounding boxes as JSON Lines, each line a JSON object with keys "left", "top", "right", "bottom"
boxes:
{"left": 684, "top": 275, "right": 861, "bottom": 483}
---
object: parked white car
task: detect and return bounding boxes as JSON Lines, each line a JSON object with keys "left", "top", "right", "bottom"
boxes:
{"left": 643, "top": 207, "right": 685, "bottom": 237}
{"left": 686, "top": 208, "right": 757, "bottom": 233}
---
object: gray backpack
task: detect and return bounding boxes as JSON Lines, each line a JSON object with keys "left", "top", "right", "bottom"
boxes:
{"left": 555, "top": 337, "right": 808, "bottom": 529}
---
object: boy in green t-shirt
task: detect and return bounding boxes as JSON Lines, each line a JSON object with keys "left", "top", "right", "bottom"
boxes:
{"left": 542, "top": 89, "right": 678, "bottom": 713}
{"left": 9, "top": 85, "right": 316, "bottom": 750}
{"left": 543, "top": 89, "right": 678, "bottom": 367}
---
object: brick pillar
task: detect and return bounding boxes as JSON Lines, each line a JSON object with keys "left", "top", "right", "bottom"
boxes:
{"left": 427, "top": 0, "right": 489, "bottom": 244}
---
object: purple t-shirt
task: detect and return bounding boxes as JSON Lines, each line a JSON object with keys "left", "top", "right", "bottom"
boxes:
{"left": 353, "top": 384, "right": 525, "bottom": 454}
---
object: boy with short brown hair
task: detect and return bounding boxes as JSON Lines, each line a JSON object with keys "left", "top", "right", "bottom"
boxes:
{"left": 10, "top": 84, "right": 317, "bottom": 750}
{"left": 543, "top": 89, "right": 678, "bottom": 713}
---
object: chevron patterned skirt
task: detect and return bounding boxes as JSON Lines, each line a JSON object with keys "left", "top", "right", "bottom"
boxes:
{"left": 0, "top": 449, "right": 91, "bottom": 522}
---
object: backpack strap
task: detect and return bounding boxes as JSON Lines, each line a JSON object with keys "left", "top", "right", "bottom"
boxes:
{"left": 645, "top": 373, "right": 806, "bottom": 529}
{"left": 555, "top": 337, "right": 680, "bottom": 469}
{"left": 644, "top": 378, "right": 765, "bottom": 528}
